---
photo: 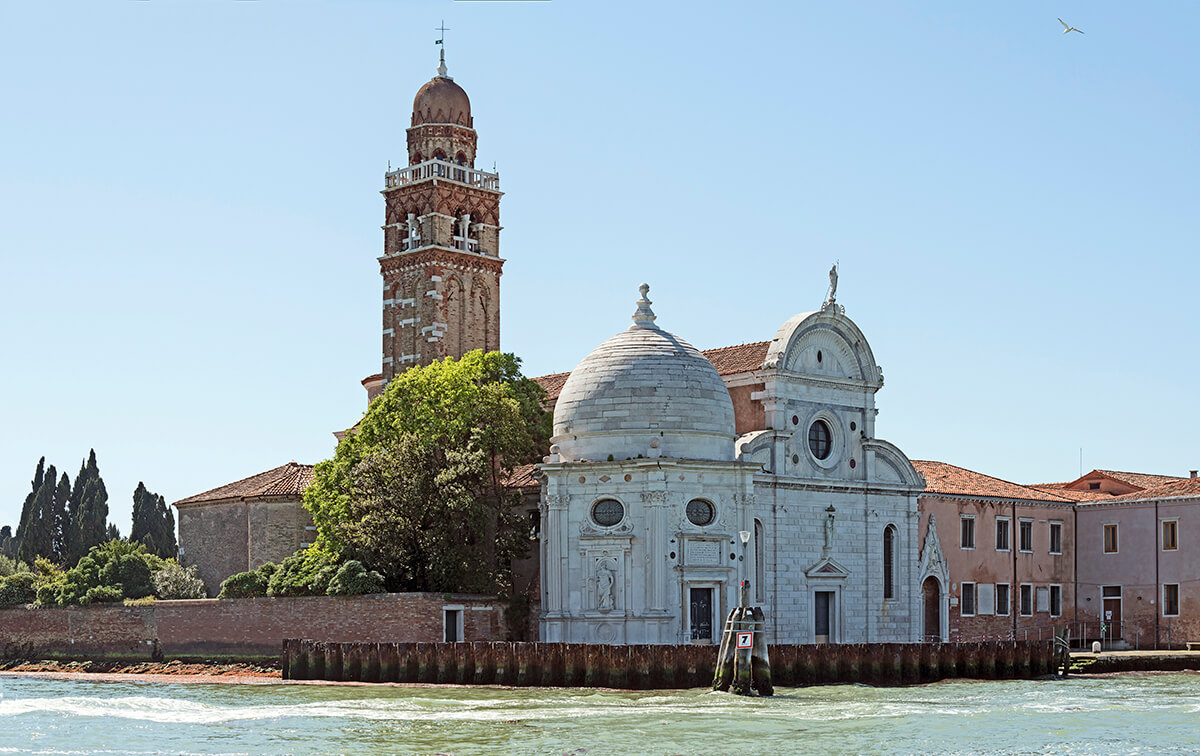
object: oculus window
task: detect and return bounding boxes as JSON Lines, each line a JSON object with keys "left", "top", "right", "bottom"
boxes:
{"left": 591, "top": 499, "right": 624, "bottom": 527}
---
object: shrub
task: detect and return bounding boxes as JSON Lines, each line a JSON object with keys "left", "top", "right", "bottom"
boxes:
{"left": 218, "top": 563, "right": 275, "bottom": 599}
{"left": 326, "top": 560, "right": 385, "bottom": 596}
{"left": 0, "top": 572, "right": 37, "bottom": 606}
{"left": 35, "top": 540, "right": 162, "bottom": 606}
{"left": 267, "top": 549, "right": 336, "bottom": 597}
{"left": 0, "top": 555, "right": 31, "bottom": 578}
{"left": 152, "top": 562, "right": 206, "bottom": 599}
{"left": 82, "top": 585, "right": 123, "bottom": 605}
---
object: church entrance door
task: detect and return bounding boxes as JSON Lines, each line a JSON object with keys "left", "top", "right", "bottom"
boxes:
{"left": 814, "top": 591, "right": 834, "bottom": 644}
{"left": 689, "top": 587, "right": 713, "bottom": 641}
{"left": 923, "top": 577, "right": 941, "bottom": 641}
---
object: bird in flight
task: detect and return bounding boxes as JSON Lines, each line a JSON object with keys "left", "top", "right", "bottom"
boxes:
{"left": 1058, "top": 18, "right": 1084, "bottom": 34}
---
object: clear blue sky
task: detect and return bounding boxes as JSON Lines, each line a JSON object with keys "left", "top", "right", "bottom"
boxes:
{"left": 1, "top": 1, "right": 1197, "bottom": 534}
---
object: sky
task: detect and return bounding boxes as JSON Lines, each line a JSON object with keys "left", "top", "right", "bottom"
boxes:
{"left": 1, "top": 1, "right": 1197, "bottom": 535}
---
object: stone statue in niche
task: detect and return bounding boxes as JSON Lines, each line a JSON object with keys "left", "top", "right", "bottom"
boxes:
{"left": 596, "top": 562, "right": 615, "bottom": 611}
{"left": 824, "top": 512, "right": 835, "bottom": 551}
{"left": 406, "top": 213, "right": 420, "bottom": 247}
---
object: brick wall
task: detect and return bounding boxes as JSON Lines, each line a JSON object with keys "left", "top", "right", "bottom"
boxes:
{"left": 0, "top": 593, "right": 508, "bottom": 660}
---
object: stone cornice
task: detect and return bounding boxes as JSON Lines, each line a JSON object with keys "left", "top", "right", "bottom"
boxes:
{"left": 379, "top": 246, "right": 505, "bottom": 275}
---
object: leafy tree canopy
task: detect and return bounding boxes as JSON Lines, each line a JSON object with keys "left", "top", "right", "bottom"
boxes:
{"left": 304, "top": 350, "right": 550, "bottom": 593}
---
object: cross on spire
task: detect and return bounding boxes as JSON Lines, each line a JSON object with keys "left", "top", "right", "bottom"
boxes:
{"left": 435, "top": 20, "right": 450, "bottom": 78}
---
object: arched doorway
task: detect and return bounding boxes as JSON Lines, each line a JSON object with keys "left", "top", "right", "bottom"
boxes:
{"left": 922, "top": 576, "right": 941, "bottom": 641}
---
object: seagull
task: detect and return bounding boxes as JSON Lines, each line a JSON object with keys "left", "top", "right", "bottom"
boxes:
{"left": 1058, "top": 18, "right": 1084, "bottom": 34}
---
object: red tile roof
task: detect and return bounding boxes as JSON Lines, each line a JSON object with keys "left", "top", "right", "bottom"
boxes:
{"left": 1106, "top": 476, "right": 1200, "bottom": 502}
{"left": 701, "top": 341, "right": 771, "bottom": 376}
{"left": 506, "top": 463, "right": 541, "bottom": 490}
{"left": 174, "top": 462, "right": 314, "bottom": 507}
{"left": 912, "top": 460, "right": 1074, "bottom": 503}
{"left": 533, "top": 372, "right": 570, "bottom": 402}
{"left": 1027, "top": 485, "right": 1114, "bottom": 502}
{"left": 1090, "top": 469, "right": 1187, "bottom": 490}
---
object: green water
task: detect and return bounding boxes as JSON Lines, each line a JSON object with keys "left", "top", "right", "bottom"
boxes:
{"left": 2, "top": 673, "right": 1198, "bottom": 755}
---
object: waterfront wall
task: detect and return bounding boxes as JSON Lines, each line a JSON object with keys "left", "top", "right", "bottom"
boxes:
{"left": 0, "top": 593, "right": 507, "bottom": 660}
{"left": 281, "top": 639, "right": 1056, "bottom": 688}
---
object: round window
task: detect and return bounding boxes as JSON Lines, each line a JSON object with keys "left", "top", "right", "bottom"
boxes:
{"left": 808, "top": 419, "right": 832, "bottom": 460}
{"left": 686, "top": 499, "right": 715, "bottom": 527}
{"left": 592, "top": 499, "right": 624, "bottom": 527}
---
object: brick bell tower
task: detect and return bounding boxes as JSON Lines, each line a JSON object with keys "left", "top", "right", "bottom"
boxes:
{"left": 378, "top": 49, "right": 503, "bottom": 386}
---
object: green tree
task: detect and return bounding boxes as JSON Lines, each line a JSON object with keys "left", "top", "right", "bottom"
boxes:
{"left": 66, "top": 450, "right": 110, "bottom": 565}
{"left": 18, "top": 463, "right": 58, "bottom": 564}
{"left": 13, "top": 458, "right": 46, "bottom": 562}
{"left": 152, "top": 561, "right": 206, "bottom": 599}
{"left": 130, "top": 482, "right": 177, "bottom": 558}
{"left": 0, "top": 525, "right": 13, "bottom": 559}
{"left": 304, "top": 350, "right": 550, "bottom": 593}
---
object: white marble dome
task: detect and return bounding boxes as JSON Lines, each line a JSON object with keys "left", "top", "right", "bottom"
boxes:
{"left": 551, "top": 285, "right": 736, "bottom": 463}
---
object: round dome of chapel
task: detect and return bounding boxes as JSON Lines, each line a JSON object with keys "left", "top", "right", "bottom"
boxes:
{"left": 552, "top": 285, "right": 735, "bottom": 463}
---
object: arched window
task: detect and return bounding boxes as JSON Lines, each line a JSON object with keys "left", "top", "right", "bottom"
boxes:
{"left": 883, "top": 524, "right": 897, "bottom": 600}
{"left": 754, "top": 519, "right": 765, "bottom": 602}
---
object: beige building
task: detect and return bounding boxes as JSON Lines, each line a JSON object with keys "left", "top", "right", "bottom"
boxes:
{"left": 174, "top": 462, "right": 314, "bottom": 595}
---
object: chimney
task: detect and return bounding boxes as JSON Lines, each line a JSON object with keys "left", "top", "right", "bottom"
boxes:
{"left": 1191, "top": 470, "right": 1198, "bottom": 479}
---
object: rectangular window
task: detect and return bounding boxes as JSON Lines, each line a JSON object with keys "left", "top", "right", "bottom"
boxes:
{"left": 1020, "top": 584, "right": 1033, "bottom": 616}
{"left": 1103, "top": 523, "right": 1119, "bottom": 554}
{"left": 1019, "top": 519, "right": 1034, "bottom": 553}
{"left": 996, "top": 583, "right": 1011, "bottom": 616}
{"left": 1049, "top": 521, "right": 1063, "bottom": 555}
{"left": 1163, "top": 584, "right": 1180, "bottom": 616}
{"left": 960, "top": 516, "right": 976, "bottom": 550}
{"left": 961, "top": 582, "right": 976, "bottom": 616}
{"left": 995, "top": 516, "right": 1010, "bottom": 551}
{"left": 1036, "top": 586, "right": 1050, "bottom": 613}
{"left": 977, "top": 583, "right": 995, "bottom": 615}
{"left": 1162, "top": 520, "right": 1178, "bottom": 551}
{"left": 1050, "top": 585, "right": 1062, "bottom": 617}
{"left": 1102, "top": 585, "right": 1121, "bottom": 599}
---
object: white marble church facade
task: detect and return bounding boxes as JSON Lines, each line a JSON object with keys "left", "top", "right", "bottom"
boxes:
{"left": 537, "top": 283, "right": 925, "bottom": 644}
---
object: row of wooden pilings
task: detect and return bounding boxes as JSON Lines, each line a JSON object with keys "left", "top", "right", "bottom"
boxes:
{"left": 282, "top": 639, "right": 1056, "bottom": 688}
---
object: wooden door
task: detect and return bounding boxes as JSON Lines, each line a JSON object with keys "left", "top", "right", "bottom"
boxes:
{"left": 923, "top": 577, "right": 941, "bottom": 641}
{"left": 815, "top": 591, "right": 833, "bottom": 644}
{"left": 689, "top": 587, "right": 713, "bottom": 641}
{"left": 1103, "top": 596, "right": 1122, "bottom": 640}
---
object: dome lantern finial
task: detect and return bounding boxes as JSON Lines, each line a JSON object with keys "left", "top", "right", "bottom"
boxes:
{"left": 632, "top": 283, "right": 657, "bottom": 329}
{"left": 437, "top": 47, "right": 449, "bottom": 79}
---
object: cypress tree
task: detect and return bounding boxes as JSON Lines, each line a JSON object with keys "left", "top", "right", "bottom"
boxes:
{"left": 67, "top": 450, "right": 109, "bottom": 564}
{"left": 17, "top": 464, "right": 57, "bottom": 563}
{"left": 0, "top": 526, "right": 12, "bottom": 559}
{"left": 13, "top": 457, "right": 46, "bottom": 560}
{"left": 106, "top": 523, "right": 122, "bottom": 541}
{"left": 131, "top": 482, "right": 177, "bottom": 558}
{"left": 52, "top": 471, "right": 71, "bottom": 563}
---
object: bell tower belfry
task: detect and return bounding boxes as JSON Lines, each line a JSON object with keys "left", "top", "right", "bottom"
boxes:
{"left": 378, "top": 49, "right": 503, "bottom": 383}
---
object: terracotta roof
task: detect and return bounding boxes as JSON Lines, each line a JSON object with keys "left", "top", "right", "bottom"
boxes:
{"left": 533, "top": 341, "right": 770, "bottom": 403}
{"left": 174, "top": 462, "right": 314, "bottom": 507}
{"left": 701, "top": 341, "right": 771, "bottom": 376}
{"left": 505, "top": 463, "right": 541, "bottom": 490}
{"left": 912, "top": 460, "right": 1074, "bottom": 503}
{"left": 1106, "top": 477, "right": 1200, "bottom": 502}
{"left": 1027, "top": 485, "right": 1113, "bottom": 502}
{"left": 1091, "top": 469, "right": 1187, "bottom": 490}
{"left": 533, "top": 372, "right": 570, "bottom": 402}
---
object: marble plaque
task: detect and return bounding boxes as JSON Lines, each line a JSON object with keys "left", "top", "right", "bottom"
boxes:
{"left": 684, "top": 539, "right": 721, "bottom": 565}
